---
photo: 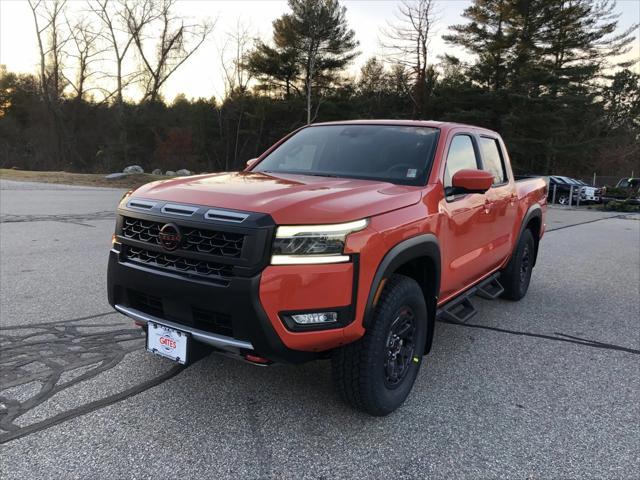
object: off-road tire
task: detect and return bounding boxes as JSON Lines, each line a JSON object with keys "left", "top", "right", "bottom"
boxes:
{"left": 500, "top": 228, "right": 535, "bottom": 301}
{"left": 331, "top": 274, "right": 427, "bottom": 416}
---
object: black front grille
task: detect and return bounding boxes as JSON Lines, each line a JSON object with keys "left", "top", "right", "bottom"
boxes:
{"left": 122, "top": 217, "right": 245, "bottom": 258}
{"left": 125, "top": 246, "right": 233, "bottom": 281}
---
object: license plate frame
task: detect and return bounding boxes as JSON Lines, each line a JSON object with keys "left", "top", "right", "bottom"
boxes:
{"left": 146, "top": 322, "right": 190, "bottom": 364}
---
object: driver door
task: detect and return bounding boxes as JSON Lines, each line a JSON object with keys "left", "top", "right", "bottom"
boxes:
{"left": 438, "top": 133, "right": 494, "bottom": 302}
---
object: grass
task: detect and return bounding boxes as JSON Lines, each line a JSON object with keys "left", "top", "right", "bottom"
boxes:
{"left": 0, "top": 168, "right": 172, "bottom": 189}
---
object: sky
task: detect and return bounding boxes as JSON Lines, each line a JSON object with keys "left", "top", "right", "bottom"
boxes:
{"left": 1, "top": 0, "right": 639, "bottom": 102}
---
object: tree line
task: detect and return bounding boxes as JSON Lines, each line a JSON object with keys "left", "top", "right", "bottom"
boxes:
{"left": 0, "top": 0, "right": 638, "bottom": 178}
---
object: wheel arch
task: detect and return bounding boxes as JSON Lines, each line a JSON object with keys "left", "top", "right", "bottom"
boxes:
{"left": 363, "top": 234, "right": 441, "bottom": 354}
{"left": 518, "top": 203, "right": 543, "bottom": 266}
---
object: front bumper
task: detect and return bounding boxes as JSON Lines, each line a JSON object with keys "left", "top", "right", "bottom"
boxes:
{"left": 107, "top": 248, "right": 358, "bottom": 363}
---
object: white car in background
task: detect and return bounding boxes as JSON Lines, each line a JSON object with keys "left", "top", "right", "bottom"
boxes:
{"left": 574, "top": 179, "right": 601, "bottom": 203}
{"left": 555, "top": 177, "right": 600, "bottom": 204}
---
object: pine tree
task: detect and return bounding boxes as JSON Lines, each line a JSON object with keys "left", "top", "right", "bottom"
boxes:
{"left": 443, "top": 0, "right": 637, "bottom": 174}
{"left": 247, "top": 0, "right": 358, "bottom": 124}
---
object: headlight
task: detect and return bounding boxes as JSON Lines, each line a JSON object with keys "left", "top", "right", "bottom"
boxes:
{"left": 119, "top": 189, "right": 135, "bottom": 206}
{"left": 271, "top": 219, "right": 368, "bottom": 265}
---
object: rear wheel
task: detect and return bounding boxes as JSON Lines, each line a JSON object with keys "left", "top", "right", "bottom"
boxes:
{"left": 501, "top": 228, "right": 535, "bottom": 301}
{"left": 332, "top": 274, "right": 427, "bottom": 416}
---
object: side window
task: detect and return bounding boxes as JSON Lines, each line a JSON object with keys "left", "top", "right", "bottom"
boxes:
{"left": 444, "top": 135, "right": 478, "bottom": 188}
{"left": 479, "top": 137, "right": 507, "bottom": 185}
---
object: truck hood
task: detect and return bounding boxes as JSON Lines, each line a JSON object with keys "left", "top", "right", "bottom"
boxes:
{"left": 133, "top": 171, "right": 422, "bottom": 224}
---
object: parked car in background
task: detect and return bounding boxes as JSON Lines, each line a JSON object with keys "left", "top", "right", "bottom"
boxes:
{"left": 573, "top": 179, "right": 601, "bottom": 204}
{"left": 547, "top": 176, "right": 574, "bottom": 205}
{"left": 602, "top": 178, "right": 640, "bottom": 205}
{"left": 546, "top": 176, "right": 600, "bottom": 205}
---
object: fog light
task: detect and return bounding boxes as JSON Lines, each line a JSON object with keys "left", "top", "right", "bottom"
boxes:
{"left": 291, "top": 312, "right": 338, "bottom": 325}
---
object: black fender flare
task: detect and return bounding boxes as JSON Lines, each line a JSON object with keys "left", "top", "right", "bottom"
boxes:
{"left": 363, "top": 234, "right": 441, "bottom": 353}
{"left": 514, "top": 203, "right": 543, "bottom": 266}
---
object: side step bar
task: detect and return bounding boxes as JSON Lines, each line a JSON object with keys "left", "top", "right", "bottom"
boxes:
{"left": 476, "top": 276, "right": 504, "bottom": 299}
{"left": 437, "top": 273, "right": 503, "bottom": 323}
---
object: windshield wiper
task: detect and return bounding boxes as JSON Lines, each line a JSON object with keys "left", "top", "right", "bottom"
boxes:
{"left": 262, "top": 170, "right": 342, "bottom": 179}
{"left": 299, "top": 172, "right": 342, "bottom": 178}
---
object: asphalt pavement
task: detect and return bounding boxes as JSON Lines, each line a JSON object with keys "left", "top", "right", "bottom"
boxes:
{"left": 1, "top": 179, "right": 638, "bottom": 479}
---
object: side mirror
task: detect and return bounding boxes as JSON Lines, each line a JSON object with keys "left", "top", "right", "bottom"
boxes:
{"left": 451, "top": 169, "right": 494, "bottom": 194}
{"left": 245, "top": 158, "right": 258, "bottom": 169}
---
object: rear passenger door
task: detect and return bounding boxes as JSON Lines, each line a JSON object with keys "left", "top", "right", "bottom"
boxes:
{"left": 439, "top": 133, "right": 495, "bottom": 301}
{"left": 477, "top": 135, "right": 517, "bottom": 268}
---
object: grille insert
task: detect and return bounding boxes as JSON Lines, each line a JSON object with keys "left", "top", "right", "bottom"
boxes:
{"left": 125, "top": 246, "right": 233, "bottom": 280}
{"left": 128, "top": 290, "right": 163, "bottom": 318}
{"left": 122, "top": 217, "right": 245, "bottom": 258}
{"left": 192, "top": 307, "right": 233, "bottom": 336}
{"left": 125, "top": 289, "right": 233, "bottom": 337}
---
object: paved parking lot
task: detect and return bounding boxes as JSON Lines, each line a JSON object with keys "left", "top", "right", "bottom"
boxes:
{"left": 1, "top": 179, "right": 638, "bottom": 479}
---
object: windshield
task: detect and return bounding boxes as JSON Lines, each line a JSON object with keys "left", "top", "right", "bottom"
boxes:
{"left": 559, "top": 176, "right": 580, "bottom": 185}
{"left": 618, "top": 178, "right": 639, "bottom": 188}
{"left": 254, "top": 125, "right": 440, "bottom": 186}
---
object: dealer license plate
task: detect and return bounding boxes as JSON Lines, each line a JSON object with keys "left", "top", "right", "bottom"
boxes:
{"left": 146, "top": 322, "right": 189, "bottom": 364}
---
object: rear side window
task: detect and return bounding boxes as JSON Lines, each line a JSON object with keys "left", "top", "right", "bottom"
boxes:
{"left": 479, "top": 137, "right": 506, "bottom": 184}
{"left": 444, "top": 135, "right": 478, "bottom": 188}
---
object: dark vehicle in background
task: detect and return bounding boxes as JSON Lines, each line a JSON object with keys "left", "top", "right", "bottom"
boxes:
{"left": 546, "top": 176, "right": 600, "bottom": 205}
{"left": 602, "top": 178, "right": 640, "bottom": 205}
{"left": 547, "top": 176, "right": 574, "bottom": 205}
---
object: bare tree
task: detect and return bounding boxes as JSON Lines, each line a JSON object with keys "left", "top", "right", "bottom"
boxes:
{"left": 216, "top": 19, "right": 254, "bottom": 172}
{"left": 218, "top": 19, "right": 253, "bottom": 98}
{"left": 128, "top": 0, "right": 214, "bottom": 103}
{"left": 90, "top": 0, "right": 157, "bottom": 106}
{"left": 28, "top": 0, "right": 68, "bottom": 105}
{"left": 381, "top": 0, "right": 438, "bottom": 118}
{"left": 88, "top": 0, "right": 157, "bottom": 164}
{"left": 63, "top": 16, "right": 104, "bottom": 102}
{"left": 27, "top": 0, "right": 71, "bottom": 169}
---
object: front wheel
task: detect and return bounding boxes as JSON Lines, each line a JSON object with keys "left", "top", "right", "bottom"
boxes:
{"left": 332, "top": 274, "right": 427, "bottom": 416}
{"left": 500, "top": 228, "right": 535, "bottom": 300}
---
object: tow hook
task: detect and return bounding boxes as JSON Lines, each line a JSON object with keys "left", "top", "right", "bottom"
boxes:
{"left": 244, "top": 354, "right": 273, "bottom": 366}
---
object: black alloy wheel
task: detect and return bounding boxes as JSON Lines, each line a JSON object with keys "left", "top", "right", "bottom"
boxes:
{"left": 384, "top": 308, "right": 416, "bottom": 388}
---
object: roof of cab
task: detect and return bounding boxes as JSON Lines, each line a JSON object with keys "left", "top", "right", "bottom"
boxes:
{"left": 311, "top": 119, "right": 500, "bottom": 136}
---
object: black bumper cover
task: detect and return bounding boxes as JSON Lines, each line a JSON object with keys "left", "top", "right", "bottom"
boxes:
{"left": 107, "top": 250, "right": 318, "bottom": 364}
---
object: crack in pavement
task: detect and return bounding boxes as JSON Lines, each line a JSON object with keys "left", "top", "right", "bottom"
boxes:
{"left": 0, "top": 211, "right": 115, "bottom": 224}
{"left": 546, "top": 213, "right": 638, "bottom": 232}
{"left": 0, "top": 365, "right": 184, "bottom": 445}
{"left": 437, "top": 318, "right": 640, "bottom": 355}
{"left": 0, "top": 315, "right": 150, "bottom": 444}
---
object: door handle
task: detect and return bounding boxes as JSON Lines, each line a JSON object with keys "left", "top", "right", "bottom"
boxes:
{"left": 484, "top": 200, "right": 492, "bottom": 214}
{"left": 510, "top": 193, "right": 517, "bottom": 206}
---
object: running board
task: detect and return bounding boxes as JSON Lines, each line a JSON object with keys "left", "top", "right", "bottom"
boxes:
{"left": 476, "top": 276, "right": 504, "bottom": 299}
{"left": 437, "top": 273, "right": 503, "bottom": 323}
{"left": 440, "top": 297, "right": 477, "bottom": 323}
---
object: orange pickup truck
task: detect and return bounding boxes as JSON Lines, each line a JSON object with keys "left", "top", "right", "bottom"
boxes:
{"left": 108, "top": 120, "right": 547, "bottom": 415}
